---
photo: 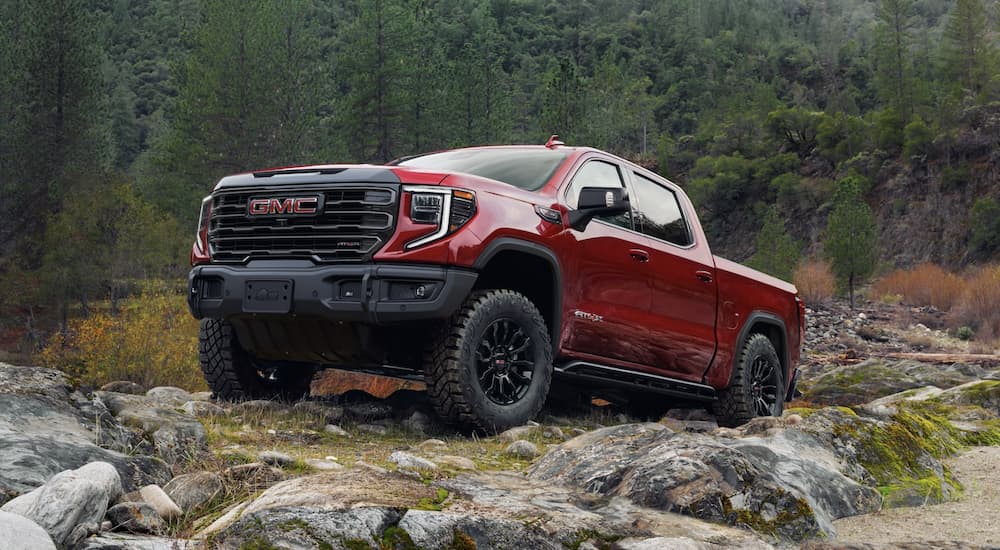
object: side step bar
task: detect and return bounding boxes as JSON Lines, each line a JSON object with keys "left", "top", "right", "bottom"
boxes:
{"left": 554, "top": 361, "right": 717, "bottom": 402}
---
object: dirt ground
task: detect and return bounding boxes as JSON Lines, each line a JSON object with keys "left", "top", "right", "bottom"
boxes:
{"left": 833, "top": 446, "right": 1000, "bottom": 546}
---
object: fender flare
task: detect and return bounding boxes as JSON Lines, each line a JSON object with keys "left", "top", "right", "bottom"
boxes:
{"left": 472, "top": 237, "right": 563, "bottom": 343}
{"left": 732, "top": 310, "right": 790, "bottom": 389}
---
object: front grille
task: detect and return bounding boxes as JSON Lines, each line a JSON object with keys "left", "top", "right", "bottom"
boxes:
{"left": 208, "top": 184, "right": 399, "bottom": 263}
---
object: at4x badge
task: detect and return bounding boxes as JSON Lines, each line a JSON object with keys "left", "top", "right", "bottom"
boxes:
{"left": 573, "top": 310, "right": 603, "bottom": 322}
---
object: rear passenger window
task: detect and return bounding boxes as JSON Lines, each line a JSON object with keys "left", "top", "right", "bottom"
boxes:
{"left": 630, "top": 173, "right": 693, "bottom": 247}
{"left": 566, "top": 160, "right": 633, "bottom": 230}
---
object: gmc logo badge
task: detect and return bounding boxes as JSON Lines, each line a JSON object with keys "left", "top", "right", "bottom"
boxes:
{"left": 247, "top": 195, "right": 323, "bottom": 216}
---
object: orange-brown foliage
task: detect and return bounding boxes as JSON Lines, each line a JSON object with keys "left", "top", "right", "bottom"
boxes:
{"left": 793, "top": 259, "right": 836, "bottom": 306}
{"left": 39, "top": 281, "right": 205, "bottom": 391}
{"left": 953, "top": 265, "right": 1000, "bottom": 341}
{"left": 873, "top": 263, "right": 967, "bottom": 310}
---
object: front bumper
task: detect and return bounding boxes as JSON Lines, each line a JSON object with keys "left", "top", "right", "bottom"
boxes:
{"left": 188, "top": 261, "right": 478, "bottom": 324}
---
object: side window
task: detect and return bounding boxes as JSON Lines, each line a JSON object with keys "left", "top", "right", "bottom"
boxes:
{"left": 630, "top": 172, "right": 693, "bottom": 247}
{"left": 565, "top": 160, "right": 632, "bottom": 229}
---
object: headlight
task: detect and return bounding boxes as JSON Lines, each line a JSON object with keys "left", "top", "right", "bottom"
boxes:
{"left": 404, "top": 187, "right": 476, "bottom": 249}
{"left": 195, "top": 195, "right": 212, "bottom": 255}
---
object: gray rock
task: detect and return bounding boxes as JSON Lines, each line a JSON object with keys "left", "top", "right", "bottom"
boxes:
{"left": 138, "top": 485, "right": 182, "bottom": 521}
{"left": 0, "top": 366, "right": 171, "bottom": 498}
{"left": 1, "top": 462, "right": 121, "bottom": 547}
{"left": 145, "top": 387, "right": 193, "bottom": 407}
{"left": 388, "top": 451, "right": 438, "bottom": 472}
{"left": 292, "top": 400, "right": 344, "bottom": 423}
{"left": 402, "top": 410, "right": 432, "bottom": 433}
{"left": 99, "top": 381, "right": 145, "bottom": 395}
{"left": 0, "top": 510, "right": 57, "bottom": 550}
{"left": 190, "top": 391, "right": 213, "bottom": 402}
{"left": 231, "top": 399, "right": 287, "bottom": 414}
{"left": 498, "top": 425, "right": 536, "bottom": 442}
{"left": 542, "top": 426, "right": 566, "bottom": 439}
{"left": 357, "top": 423, "right": 388, "bottom": 435}
{"left": 433, "top": 455, "right": 477, "bottom": 471}
{"left": 399, "top": 510, "right": 561, "bottom": 550}
{"left": 163, "top": 472, "right": 223, "bottom": 513}
{"left": 222, "top": 463, "right": 284, "bottom": 490}
{"left": 180, "top": 400, "right": 225, "bottom": 418}
{"left": 323, "top": 424, "right": 351, "bottom": 437}
{"left": 96, "top": 391, "right": 208, "bottom": 465}
{"left": 77, "top": 533, "right": 197, "bottom": 549}
{"left": 106, "top": 502, "right": 166, "bottom": 534}
{"left": 417, "top": 438, "right": 447, "bottom": 451}
{"left": 804, "top": 358, "right": 985, "bottom": 405}
{"left": 304, "top": 458, "right": 344, "bottom": 471}
{"left": 258, "top": 450, "right": 295, "bottom": 467}
{"left": 504, "top": 440, "right": 540, "bottom": 459}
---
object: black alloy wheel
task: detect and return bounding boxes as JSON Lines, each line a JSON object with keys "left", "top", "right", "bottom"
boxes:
{"left": 475, "top": 318, "right": 537, "bottom": 406}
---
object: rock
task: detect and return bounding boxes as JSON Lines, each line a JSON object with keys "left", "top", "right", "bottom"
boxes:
{"left": 357, "top": 423, "right": 388, "bottom": 435}
{"left": 145, "top": 387, "right": 193, "bottom": 407}
{"left": 402, "top": 410, "right": 432, "bottom": 433}
{"left": 932, "top": 379, "right": 1000, "bottom": 413}
{"left": 106, "top": 502, "right": 165, "bottom": 534}
{"left": 257, "top": 450, "right": 295, "bottom": 467}
{"left": 96, "top": 391, "right": 208, "bottom": 466}
{"left": 99, "top": 381, "right": 144, "bottom": 395}
{"left": 504, "top": 440, "right": 540, "bottom": 459}
{"left": 0, "top": 510, "right": 57, "bottom": 550}
{"left": 803, "top": 359, "right": 985, "bottom": 405}
{"left": 528, "top": 422, "right": 880, "bottom": 540}
{"left": 417, "top": 438, "right": 447, "bottom": 452}
{"left": 304, "top": 458, "right": 344, "bottom": 471}
{"left": 190, "top": 391, "right": 213, "bottom": 402}
{"left": 180, "top": 401, "right": 225, "bottom": 418}
{"left": 498, "top": 425, "right": 536, "bottom": 442}
{"left": 433, "top": 455, "right": 477, "bottom": 471}
{"left": 1, "top": 462, "right": 122, "bottom": 547}
{"left": 138, "top": 485, "right": 182, "bottom": 521}
{"left": 399, "top": 510, "right": 560, "bottom": 550}
{"left": 163, "top": 472, "right": 223, "bottom": 513}
{"left": 389, "top": 451, "right": 438, "bottom": 472}
{"left": 76, "top": 533, "right": 195, "bottom": 549}
{"left": 292, "top": 400, "right": 344, "bottom": 423}
{"left": 344, "top": 400, "right": 395, "bottom": 421}
{"left": 231, "top": 400, "right": 287, "bottom": 414}
{"left": 0, "top": 366, "right": 171, "bottom": 497}
{"left": 323, "top": 424, "right": 351, "bottom": 437}
{"left": 542, "top": 426, "right": 566, "bottom": 439}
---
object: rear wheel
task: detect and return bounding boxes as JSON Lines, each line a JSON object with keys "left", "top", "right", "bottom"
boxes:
{"left": 713, "top": 333, "right": 784, "bottom": 427}
{"left": 424, "top": 290, "right": 553, "bottom": 432}
{"left": 199, "top": 319, "right": 314, "bottom": 401}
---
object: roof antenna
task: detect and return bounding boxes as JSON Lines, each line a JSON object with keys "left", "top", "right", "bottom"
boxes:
{"left": 545, "top": 135, "right": 565, "bottom": 149}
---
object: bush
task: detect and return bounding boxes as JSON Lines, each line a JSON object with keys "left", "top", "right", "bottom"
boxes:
{"left": 39, "top": 281, "right": 205, "bottom": 391}
{"left": 953, "top": 265, "right": 1000, "bottom": 341}
{"left": 872, "top": 264, "right": 967, "bottom": 311}
{"left": 955, "top": 326, "right": 974, "bottom": 341}
{"left": 793, "top": 259, "right": 836, "bottom": 306}
{"left": 903, "top": 116, "right": 934, "bottom": 158}
{"left": 969, "top": 198, "right": 1000, "bottom": 259}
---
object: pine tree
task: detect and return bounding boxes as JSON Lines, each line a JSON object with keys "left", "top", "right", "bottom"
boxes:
{"left": 748, "top": 206, "right": 800, "bottom": 282}
{"left": 942, "top": 0, "right": 996, "bottom": 99}
{"left": 825, "top": 174, "right": 878, "bottom": 309}
{"left": 874, "top": 0, "right": 915, "bottom": 120}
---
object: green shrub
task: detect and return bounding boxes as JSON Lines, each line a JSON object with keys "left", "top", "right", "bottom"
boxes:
{"left": 903, "top": 116, "right": 934, "bottom": 158}
{"left": 969, "top": 197, "right": 1000, "bottom": 258}
{"left": 956, "top": 326, "right": 975, "bottom": 341}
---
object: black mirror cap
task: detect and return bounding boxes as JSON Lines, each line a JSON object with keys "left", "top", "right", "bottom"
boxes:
{"left": 569, "top": 187, "right": 630, "bottom": 231}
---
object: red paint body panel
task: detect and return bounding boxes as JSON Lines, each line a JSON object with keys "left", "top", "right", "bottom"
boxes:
{"left": 192, "top": 145, "right": 802, "bottom": 395}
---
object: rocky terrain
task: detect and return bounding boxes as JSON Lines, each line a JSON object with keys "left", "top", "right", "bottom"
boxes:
{"left": 2, "top": 301, "right": 1000, "bottom": 550}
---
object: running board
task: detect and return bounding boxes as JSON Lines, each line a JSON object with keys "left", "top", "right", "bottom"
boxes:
{"left": 554, "top": 361, "right": 717, "bottom": 402}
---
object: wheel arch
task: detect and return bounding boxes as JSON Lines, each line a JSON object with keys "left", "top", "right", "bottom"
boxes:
{"left": 732, "top": 311, "right": 790, "bottom": 396}
{"left": 472, "top": 237, "right": 562, "bottom": 344}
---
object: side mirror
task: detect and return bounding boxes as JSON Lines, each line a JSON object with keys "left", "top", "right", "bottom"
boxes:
{"left": 567, "top": 187, "right": 631, "bottom": 231}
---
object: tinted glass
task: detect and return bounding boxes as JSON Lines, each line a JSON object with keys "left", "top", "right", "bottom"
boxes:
{"left": 397, "top": 148, "right": 570, "bottom": 191}
{"left": 631, "top": 173, "right": 693, "bottom": 246}
{"left": 567, "top": 161, "right": 632, "bottom": 230}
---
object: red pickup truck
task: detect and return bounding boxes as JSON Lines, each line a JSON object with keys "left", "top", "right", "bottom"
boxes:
{"left": 188, "top": 139, "right": 805, "bottom": 431}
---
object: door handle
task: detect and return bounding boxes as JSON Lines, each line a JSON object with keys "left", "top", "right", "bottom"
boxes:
{"left": 629, "top": 249, "right": 650, "bottom": 263}
{"left": 695, "top": 270, "right": 713, "bottom": 283}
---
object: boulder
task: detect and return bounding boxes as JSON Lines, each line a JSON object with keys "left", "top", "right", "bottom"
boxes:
{"left": 138, "top": 485, "right": 182, "bottom": 521}
{"left": 180, "top": 401, "right": 225, "bottom": 418}
{"left": 803, "top": 359, "right": 985, "bottom": 405}
{"left": 0, "top": 510, "right": 57, "bottom": 550}
{"left": 106, "top": 502, "right": 165, "bottom": 534}
{"left": 1, "top": 462, "right": 122, "bottom": 548}
{"left": 504, "top": 440, "right": 540, "bottom": 459}
{"left": 257, "top": 450, "right": 295, "bottom": 467}
{"left": 96, "top": 391, "right": 208, "bottom": 466}
{"left": 98, "top": 381, "right": 144, "bottom": 395}
{"left": 145, "top": 387, "right": 193, "bottom": 407}
{"left": 77, "top": 533, "right": 195, "bottom": 549}
{"left": 0, "top": 365, "right": 170, "bottom": 499}
{"left": 163, "top": 472, "right": 223, "bottom": 514}
{"left": 388, "top": 451, "right": 438, "bottom": 472}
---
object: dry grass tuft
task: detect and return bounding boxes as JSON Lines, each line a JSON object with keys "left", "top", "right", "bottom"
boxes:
{"left": 953, "top": 265, "right": 1000, "bottom": 341}
{"left": 793, "top": 259, "right": 836, "bottom": 306}
{"left": 873, "top": 263, "right": 966, "bottom": 310}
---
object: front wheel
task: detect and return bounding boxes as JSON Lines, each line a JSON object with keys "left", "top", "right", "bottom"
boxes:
{"left": 199, "top": 319, "right": 314, "bottom": 401}
{"left": 424, "top": 290, "right": 553, "bottom": 432}
{"left": 712, "top": 333, "right": 784, "bottom": 427}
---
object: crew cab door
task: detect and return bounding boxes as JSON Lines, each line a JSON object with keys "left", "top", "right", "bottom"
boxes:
{"left": 561, "top": 159, "right": 652, "bottom": 365}
{"left": 626, "top": 170, "right": 718, "bottom": 381}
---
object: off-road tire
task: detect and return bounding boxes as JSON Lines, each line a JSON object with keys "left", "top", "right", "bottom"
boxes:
{"left": 199, "top": 318, "right": 313, "bottom": 401}
{"left": 424, "top": 289, "right": 553, "bottom": 432}
{"left": 713, "top": 333, "right": 784, "bottom": 427}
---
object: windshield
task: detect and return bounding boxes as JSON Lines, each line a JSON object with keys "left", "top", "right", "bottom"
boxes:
{"left": 397, "top": 148, "right": 571, "bottom": 191}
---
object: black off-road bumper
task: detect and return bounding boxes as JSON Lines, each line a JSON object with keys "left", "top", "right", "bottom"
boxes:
{"left": 188, "top": 261, "right": 478, "bottom": 324}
